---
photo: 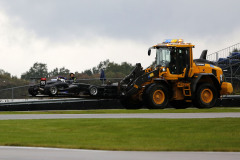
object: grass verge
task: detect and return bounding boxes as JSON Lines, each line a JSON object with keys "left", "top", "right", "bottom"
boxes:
{"left": 0, "top": 118, "right": 239, "bottom": 151}
{"left": 0, "top": 108, "right": 240, "bottom": 114}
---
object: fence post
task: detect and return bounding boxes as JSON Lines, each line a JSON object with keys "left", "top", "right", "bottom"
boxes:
{"left": 12, "top": 88, "right": 14, "bottom": 101}
{"left": 229, "top": 61, "right": 233, "bottom": 85}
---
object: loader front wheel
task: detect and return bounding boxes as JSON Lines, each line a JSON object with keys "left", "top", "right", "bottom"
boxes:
{"left": 145, "top": 84, "right": 169, "bottom": 109}
{"left": 193, "top": 84, "right": 217, "bottom": 108}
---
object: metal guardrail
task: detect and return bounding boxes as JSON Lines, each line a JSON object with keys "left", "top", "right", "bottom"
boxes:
{"left": 207, "top": 43, "right": 240, "bottom": 62}
{"left": 0, "top": 98, "right": 96, "bottom": 106}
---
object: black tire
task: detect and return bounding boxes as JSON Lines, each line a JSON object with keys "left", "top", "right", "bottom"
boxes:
{"left": 49, "top": 86, "right": 58, "bottom": 96}
{"left": 193, "top": 83, "right": 217, "bottom": 109}
{"left": 120, "top": 96, "right": 143, "bottom": 109}
{"left": 145, "top": 84, "right": 169, "bottom": 109}
{"left": 89, "top": 86, "right": 98, "bottom": 96}
{"left": 73, "top": 92, "right": 80, "bottom": 96}
{"left": 214, "top": 98, "right": 222, "bottom": 107}
{"left": 170, "top": 100, "right": 192, "bottom": 109}
{"left": 28, "top": 87, "right": 38, "bottom": 97}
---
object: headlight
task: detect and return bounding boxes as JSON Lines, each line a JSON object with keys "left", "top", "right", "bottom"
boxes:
{"left": 162, "top": 67, "right": 166, "bottom": 72}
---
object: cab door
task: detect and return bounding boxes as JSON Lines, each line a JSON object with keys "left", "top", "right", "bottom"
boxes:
{"left": 169, "top": 47, "right": 190, "bottom": 78}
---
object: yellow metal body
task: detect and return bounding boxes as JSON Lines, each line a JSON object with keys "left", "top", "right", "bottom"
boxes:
{"left": 220, "top": 82, "right": 233, "bottom": 95}
{"left": 137, "top": 41, "right": 233, "bottom": 102}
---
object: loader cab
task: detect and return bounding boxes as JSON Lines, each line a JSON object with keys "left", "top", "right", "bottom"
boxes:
{"left": 148, "top": 39, "right": 194, "bottom": 78}
{"left": 152, "top": 46, "right": 190, "bottom": 75}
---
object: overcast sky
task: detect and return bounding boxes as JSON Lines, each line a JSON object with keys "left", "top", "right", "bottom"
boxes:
{"left": 0, "top": 0, "right": 240, "bottom": 77}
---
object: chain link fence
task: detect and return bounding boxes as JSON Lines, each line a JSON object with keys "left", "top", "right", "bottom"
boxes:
{"left": 207, "top": 43, "right": 240, "bottom": 62}
{"left": 0, "top": 85, "right": 30, "bottom": 99}
{"left": 206, "top": 43, "right": 240, "bottom": 94}
{"left": 225, "top": 77, "right": 240, "bottom": 94}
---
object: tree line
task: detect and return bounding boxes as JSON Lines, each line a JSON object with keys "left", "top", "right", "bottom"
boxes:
{"left": 0, "top": 69, "right": 28, "bottom": 89}
{"left": 0, "top": 59, "right": 135, "bottom": 89}
{"left": 20, "top": 59, "right": 135, "bottom": 80}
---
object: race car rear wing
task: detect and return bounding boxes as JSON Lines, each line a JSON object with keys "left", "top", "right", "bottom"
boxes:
{"left": 40, "top": 78, "right": 47, "bottom": 87}
{"left": 29, "top": 77, "right": 47, "bottom": 87}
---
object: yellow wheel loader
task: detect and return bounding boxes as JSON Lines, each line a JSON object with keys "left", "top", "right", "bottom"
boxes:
{"left": 119, "top": 39, "right": 233, "bottom": 109}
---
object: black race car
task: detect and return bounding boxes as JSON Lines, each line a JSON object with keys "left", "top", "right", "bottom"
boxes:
{"left": 28, "top": 76, "right": 94, "bottom": 97}
{"left": 28, "top": 76, "right": 118, "bottom": 97}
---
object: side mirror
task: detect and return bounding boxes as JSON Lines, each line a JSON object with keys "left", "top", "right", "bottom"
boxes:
{"left": 148, "top": 49, "right": 151, "bottom": 56}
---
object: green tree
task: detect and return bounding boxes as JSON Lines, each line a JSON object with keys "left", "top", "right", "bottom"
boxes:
{"left": 104, "top": 61, "right": 135, "bottom": 78}
{"left": 0, "top": 69, "right": 11, "bottom": 78}
{"left": 0, "top": 69, "right": 28, "bottom": 98}
{"left": 48, "top": 68, "right": 59, "bottom": 77}
{"left": 232, "top": 48, "right": 240, "bottom": 52}
{"left": 48, "top": 67, "right": 71, "bottom": 78}
{"left": 97, "top": 59, "right": 110, "bottom": 70}
{"left": 92, "top": 67, "right": 99, "bottom": 74}
{"left": 59, "top": 67, "right": 70, "bottom": 76}
{"left": 21, "top": 62, "right": 48, "bottom": 80}
{"left": 83, "top": 69, "right": 93, "bottom": 76}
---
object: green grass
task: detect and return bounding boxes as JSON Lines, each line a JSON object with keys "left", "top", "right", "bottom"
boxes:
{"left": 0, "top": 108, "right": 240, "bottom": 114}
{"left": 0, "top": 118, "right": 239, "bottom": 151}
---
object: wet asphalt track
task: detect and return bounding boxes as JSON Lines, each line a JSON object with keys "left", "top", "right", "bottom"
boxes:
{"left": 0, "top": 146, "right": 239, "bottom": 160}
{"left": 0, "top": 113, "right": 239, "bottom": 160}
{"left": 0, "top": 112, "right": 240, "bottom": 120}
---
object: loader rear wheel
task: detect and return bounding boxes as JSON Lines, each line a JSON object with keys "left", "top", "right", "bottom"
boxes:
{"left": 120, "top": 97, "right": 143, "bottom": 109}
{"left": 193, "top": 84, "right": 217, "bottom": 108}
{"left": 145, "top": 84, "right": 169, "bottom": 109}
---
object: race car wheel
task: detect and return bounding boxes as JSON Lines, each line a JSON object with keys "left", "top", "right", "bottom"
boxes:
{"left": 28, "top": 87, "right": 38, "bottom": 97}
{"left": 89, "top": 86, "right": 98, "bottom": 96}
{"left": 49, "top": 86, "right": 58, "bottom": 96}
